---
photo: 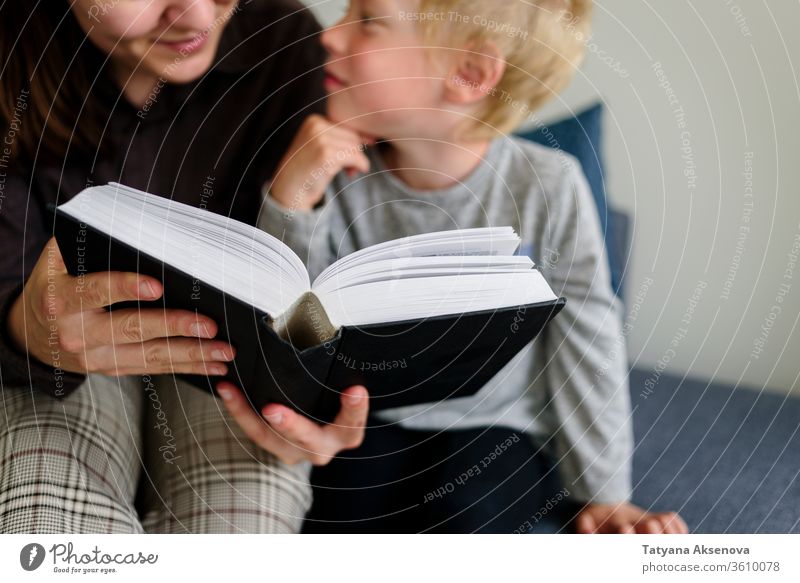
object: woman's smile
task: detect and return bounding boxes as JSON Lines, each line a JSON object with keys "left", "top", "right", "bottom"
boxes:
{"left": 154, "top": 31, "right": 210, "bottom": 56}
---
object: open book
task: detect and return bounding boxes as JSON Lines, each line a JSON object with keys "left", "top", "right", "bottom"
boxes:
{"left": 54, "top": 183, "right": 566, "bottom": 421}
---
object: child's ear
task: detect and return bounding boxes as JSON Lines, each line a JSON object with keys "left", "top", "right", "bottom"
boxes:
{"left": 444, "top": 41, "right": 506, "bottom": 106}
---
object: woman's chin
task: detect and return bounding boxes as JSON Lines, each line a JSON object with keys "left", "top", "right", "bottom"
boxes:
{"left": 155, "top": 52, "right": 216, "bottom": 85}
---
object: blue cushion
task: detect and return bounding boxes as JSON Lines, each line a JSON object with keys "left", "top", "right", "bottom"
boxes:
{"left": 516, "top": 103, "right": 626, "bottom": 299}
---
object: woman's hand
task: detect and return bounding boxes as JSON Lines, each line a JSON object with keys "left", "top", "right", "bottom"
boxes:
{"left": 269, "top": 114, "right": 375, "bottom": 211}
{"left": 216, "top": 381, "right": 369, "bottom": 465}
{"left": 7, "top": 237, "right": 235, "bottom": 377}
{"left": 575, "top": 501, "right": 689, "bottom": 534}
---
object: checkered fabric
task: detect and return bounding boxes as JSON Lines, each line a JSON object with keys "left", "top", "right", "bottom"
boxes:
{"left": 0, "top": 374, "right": 312, "bottom": 533}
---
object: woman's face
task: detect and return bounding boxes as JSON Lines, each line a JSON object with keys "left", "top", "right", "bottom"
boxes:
{"left": 71, "top": 0, "right": 239, "bottom": 86}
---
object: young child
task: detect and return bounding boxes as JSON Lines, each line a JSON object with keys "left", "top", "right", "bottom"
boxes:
{"left": 258, "top": 0, "right": 687, "bottom": 534}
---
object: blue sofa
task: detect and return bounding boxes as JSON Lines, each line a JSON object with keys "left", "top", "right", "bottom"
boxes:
{"left": 630, "top": 369, "right": 799, "bottom": 533}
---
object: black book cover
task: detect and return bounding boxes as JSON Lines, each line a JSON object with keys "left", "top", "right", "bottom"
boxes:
{"left": 53, "top": 208, "right": 566, "bottom": 422}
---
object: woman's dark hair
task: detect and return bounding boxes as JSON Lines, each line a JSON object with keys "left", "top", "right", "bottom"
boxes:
{"left": 1, "top": 2, "right": 108, "bottom": 168}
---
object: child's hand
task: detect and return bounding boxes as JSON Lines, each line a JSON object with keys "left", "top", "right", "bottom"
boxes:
{"left": 269, "top": 114, "right": 375, "bottom": 212}
{"left": 575, "top": 502, "right": 689, "bottom": 534}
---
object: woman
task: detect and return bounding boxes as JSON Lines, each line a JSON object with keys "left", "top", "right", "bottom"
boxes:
{"left": 0, "top": 0, "right": 368, "bottom": 533}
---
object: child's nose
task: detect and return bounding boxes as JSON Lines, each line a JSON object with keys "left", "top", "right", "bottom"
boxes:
{"left": 320, "top": 20, "right": 347, "bottom": 57}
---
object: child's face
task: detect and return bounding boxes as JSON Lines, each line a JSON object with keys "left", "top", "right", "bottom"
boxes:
{"left": 321, "top": 0, "right": 456, "bottom": 140}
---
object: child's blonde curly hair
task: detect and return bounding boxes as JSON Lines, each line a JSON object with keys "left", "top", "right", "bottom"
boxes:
{"left": 417, "top": 0, "right": 592, "bottom": 138}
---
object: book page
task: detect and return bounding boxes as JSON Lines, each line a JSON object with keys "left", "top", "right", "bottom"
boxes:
{"left": 313, "top": 227, "right": 522, "bottom": 289}
{"left": 57, "top": 183, "right": 310, "bottom": 316}
{"left": 313, "top": 255, "right": 534, "bottom": 296}
{"left": 319, "top": 271, "right": 557, "bottom": 328}
{"left": 310, "top": 227, "right": 558, "bottom": 328}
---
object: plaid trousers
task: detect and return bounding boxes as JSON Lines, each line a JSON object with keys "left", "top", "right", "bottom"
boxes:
{"left": 0, "top": 374, "right": 312, "bottom": 533}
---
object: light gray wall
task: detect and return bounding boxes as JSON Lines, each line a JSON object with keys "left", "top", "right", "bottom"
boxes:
{"left": 303, "top": 0, "right": 344, "bottom": 26}
{"left": 302, "top": 0, "right": 800, "bottom": 396}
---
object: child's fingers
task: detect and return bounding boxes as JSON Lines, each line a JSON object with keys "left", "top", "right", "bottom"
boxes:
{"left": 575, "top": 511, "right": 598, "bottom": 534}
{"left": 329, "top": 139, "right": 369, "bottom": 161}
{"left": 654, "top": 514, "right": 674, "bottom": 534}
{"left": 660, "top": 512, "right": 688, "bottom": 534}
{"left": 636, "top": 518, "right": 664, "bottom": 534}
{"left": 330, "top": 146, "right": 370, "bottom": 178}
{"left": 300, "top": 113, "right": 335, "bottom": 139}
{"left": 308, "top": 137, "right": 369, "bottom": 171}
{"left": 358, "top": 131, "right": 378, "bottom": 145}
{"left": 322, "top": 122, "right": 377, "bottom": 146}
{"left": 347, "top": 150, "right": 371, "bottom": 174}
{"left": 316, "top": 124, "right": 371, "bottom": 145}
{"left": 661, "top": 518, "right": 680, "bottom": 534}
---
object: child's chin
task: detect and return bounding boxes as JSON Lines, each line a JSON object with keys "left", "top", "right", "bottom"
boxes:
{"left": 326, "top": 101, "right": 353, "bottom": 122}
{"left": 326, "top": 104, "right": 372, "bottom": 132}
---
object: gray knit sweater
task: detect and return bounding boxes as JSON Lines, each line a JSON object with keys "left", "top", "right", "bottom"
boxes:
{"left": 258, "top": 135, "right": 633, "bottom": 504}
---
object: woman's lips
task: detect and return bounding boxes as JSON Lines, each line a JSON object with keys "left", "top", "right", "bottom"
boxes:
{"left": 156, "top": 32, "right": 209, "bottom": 55}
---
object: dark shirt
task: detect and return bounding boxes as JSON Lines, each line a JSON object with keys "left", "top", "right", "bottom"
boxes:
{"left": 0, "top": 0, "right": 326, "bottom": 398}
